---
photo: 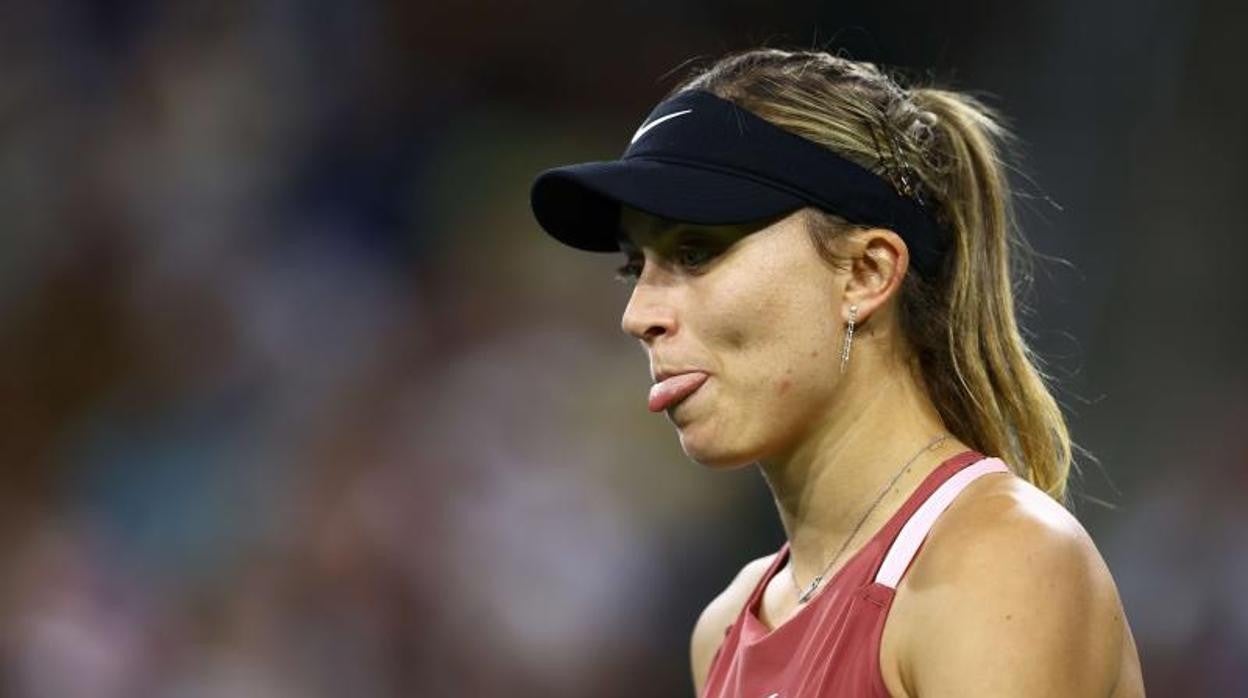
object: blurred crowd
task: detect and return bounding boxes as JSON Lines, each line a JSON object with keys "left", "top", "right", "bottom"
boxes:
{"left": 0, "top": 1, "right": 1244, "bottom": 696}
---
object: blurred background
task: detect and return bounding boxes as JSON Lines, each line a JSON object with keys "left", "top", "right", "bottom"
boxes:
{"left": 1, "top": 0, "right": 1244, "bottom": 696}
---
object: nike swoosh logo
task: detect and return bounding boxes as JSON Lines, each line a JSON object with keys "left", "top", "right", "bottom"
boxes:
{"left": 629, "top": 109, "right": 693, "bottom": 144}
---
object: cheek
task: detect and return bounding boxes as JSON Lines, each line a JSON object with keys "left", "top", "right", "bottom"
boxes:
{"left": 776, "top": 347, "right": 824, "bottom": 396}
{"left": 722, "top": 291, "right": 840, "bottom": 401}
{"left": 699, "top": 248, "right": 842, "bottom": 401}
{"left": 758, "top": 323, "right": 844, "bottom": 429}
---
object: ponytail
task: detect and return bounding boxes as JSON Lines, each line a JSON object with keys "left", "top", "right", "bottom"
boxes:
{"left": 910, "top": 89, "right": 1072, "bottom": 504}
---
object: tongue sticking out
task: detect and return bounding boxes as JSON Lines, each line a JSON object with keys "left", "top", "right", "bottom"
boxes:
{"left": 648, "top": 372, "right": 709, "bottom": 412}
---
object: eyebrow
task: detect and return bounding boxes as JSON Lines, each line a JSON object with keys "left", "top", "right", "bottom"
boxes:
{"left": 615, "top": 219, "right": 687, "bottom": 250}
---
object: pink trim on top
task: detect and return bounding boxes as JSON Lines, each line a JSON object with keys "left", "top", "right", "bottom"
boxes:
{"left": 873, "top": 457, "right": 1011, "bottom": 589}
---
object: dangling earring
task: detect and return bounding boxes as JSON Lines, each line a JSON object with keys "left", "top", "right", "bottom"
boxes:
{"left": 839, "top": 304, "right": 858, "bottom": 374}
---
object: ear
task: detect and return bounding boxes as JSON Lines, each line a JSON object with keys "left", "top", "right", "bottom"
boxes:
{"left": 840, "top": 228, "right": 910, "bottom": 324}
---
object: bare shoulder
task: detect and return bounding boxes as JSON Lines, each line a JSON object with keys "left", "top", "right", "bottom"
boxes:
{"left": 690, "top": 552, "right": 777, "bottom": 696}
{"left": 886, "top": 473, "right": 1144, "bottom": 697}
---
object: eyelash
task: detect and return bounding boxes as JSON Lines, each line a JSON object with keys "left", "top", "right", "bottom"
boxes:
{"left": 614, "top": 261, "right": 642, "bottom": 285}
{"left": 614, "top": 243, "right": 717, "bottom": 284}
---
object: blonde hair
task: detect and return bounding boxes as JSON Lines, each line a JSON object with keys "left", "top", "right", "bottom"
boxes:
{"left": 674, "top": 49, "right": 1074, "bottom": 505}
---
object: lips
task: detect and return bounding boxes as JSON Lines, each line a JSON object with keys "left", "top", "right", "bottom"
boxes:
{"left": 648, "top": 371, "right": 709, "bottom": 412}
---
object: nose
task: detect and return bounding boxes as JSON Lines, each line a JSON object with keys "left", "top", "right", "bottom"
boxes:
{"left": 620, "top": 284, "right": 677, "bottom": 343}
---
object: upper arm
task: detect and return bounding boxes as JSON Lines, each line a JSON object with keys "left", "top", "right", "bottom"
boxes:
{"left": 902, "top": 499, "right": 1130, "bottom": 697}
{"left": 690, "top": 553, "right": 776, "bottom": 696}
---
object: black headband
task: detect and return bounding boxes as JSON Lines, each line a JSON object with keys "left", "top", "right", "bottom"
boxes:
{"left": 530, "top": 89, "right": 948, "bottom": 277}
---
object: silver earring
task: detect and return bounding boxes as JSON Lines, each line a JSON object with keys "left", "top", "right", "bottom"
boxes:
{"left": 839, "top": 304, "right": 858, "bottom": 374}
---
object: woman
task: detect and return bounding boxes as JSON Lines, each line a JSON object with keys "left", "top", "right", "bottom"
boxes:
{"left": 530, "top": 49, "right": 1144, "bottom": 697}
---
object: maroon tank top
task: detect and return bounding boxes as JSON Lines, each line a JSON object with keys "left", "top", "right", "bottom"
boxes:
{"left": 701, "top": 451, "right": 1012, "bottom": 698}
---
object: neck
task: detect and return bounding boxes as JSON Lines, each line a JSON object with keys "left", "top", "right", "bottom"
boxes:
{"left": 756, "top": 349, "right": 961, "bottom": 593}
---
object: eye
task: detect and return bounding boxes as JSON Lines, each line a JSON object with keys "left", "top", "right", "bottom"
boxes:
{"left": 613, "top": 237, "right": 720, "bottom": 284}
{"left": 614, "top": 258, "right": 642, "bottom": 285}
{"left": 675, "top": 241, "right": 716, "bottom": 270}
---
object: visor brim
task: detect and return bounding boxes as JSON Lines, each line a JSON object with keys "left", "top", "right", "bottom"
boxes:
{"left": 530, "top": 158, "right": 806, "bottom": 252}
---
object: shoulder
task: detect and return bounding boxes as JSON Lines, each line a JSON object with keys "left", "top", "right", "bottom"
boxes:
{"left": 890, "top": 472, "right": 1133, "bottom": 697}
{"left": 690, "top": 552, "right": 777, "bottom": 695}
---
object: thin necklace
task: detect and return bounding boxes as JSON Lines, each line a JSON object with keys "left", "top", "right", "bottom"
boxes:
{"left": 789, "top": 434, "right": 949, "bottom": 604}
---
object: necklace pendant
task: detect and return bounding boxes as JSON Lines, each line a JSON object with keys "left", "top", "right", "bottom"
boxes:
{"left": 799, "top": 575, "right": 823, "bottom": 603}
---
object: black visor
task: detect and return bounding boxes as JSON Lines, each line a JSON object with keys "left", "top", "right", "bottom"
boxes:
{"left": 530, "top": 89, "right": 947, "bottom": 277}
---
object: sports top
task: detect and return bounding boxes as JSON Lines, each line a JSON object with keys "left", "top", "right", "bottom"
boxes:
{"left": 701, "top": 451, "right": 1012, "bottom": 698}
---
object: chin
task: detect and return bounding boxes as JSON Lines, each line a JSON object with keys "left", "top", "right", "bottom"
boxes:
{"left": 677, "top": 429, "right": 757, "bottom": 471}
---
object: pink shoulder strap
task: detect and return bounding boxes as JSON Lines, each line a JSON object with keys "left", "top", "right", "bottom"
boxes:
{"left": 873, "top": 457, "right": 1011, "bottom": 589}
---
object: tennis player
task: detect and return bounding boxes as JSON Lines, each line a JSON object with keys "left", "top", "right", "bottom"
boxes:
{"left": 530, "top": 48, "right": 1144, "bottom": 697}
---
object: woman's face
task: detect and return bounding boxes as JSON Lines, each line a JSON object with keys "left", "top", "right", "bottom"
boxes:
{"left": 617, "top": 206, "right": 849, "bottom": 469}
